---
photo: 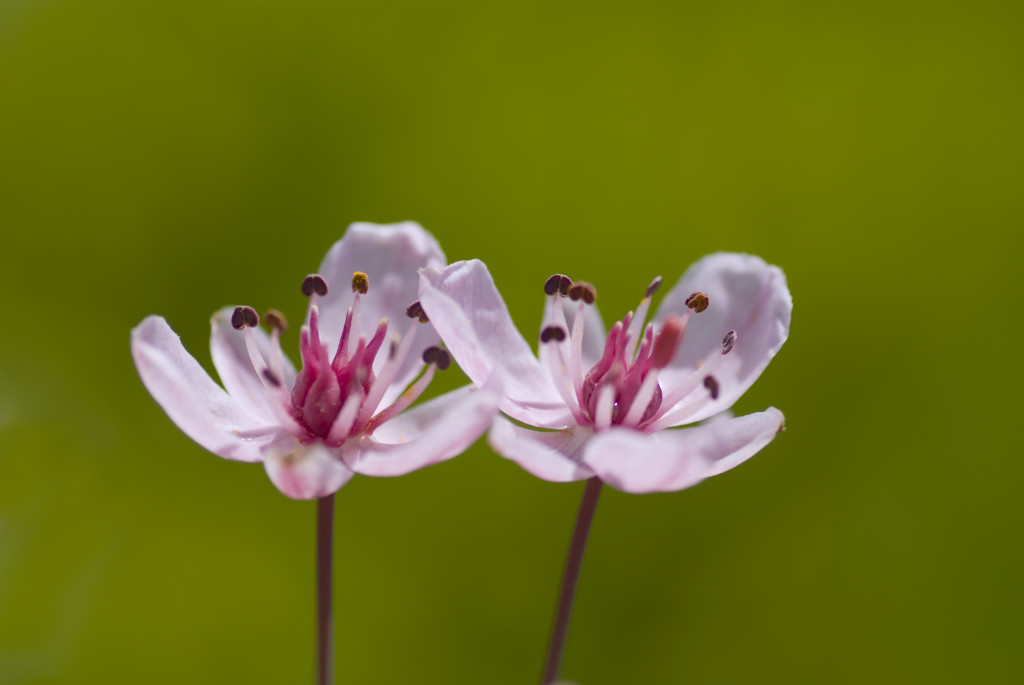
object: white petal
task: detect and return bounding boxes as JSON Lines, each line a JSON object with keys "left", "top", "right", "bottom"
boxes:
{"left": 419, "top": 260, "right": 573, "bottom": 428}
{"left": 487, "top": 417, "right": 595, "bottom": 482}
{"left": 345, "top": 382, "right": 501, "bottom": 477}
{"left": 313, "top": 221, "right": 445, "bottom": 396}
{"left": 131, "top": 316, "right": 275, "bottom": 462}
{"left": 209, "top": 307, "right": 297, "bottom": 423}
{"left": 583, "top": 408, "right": 784, "bottom": 493}
{"left": 655, "top": 253, "right": 791, "bottom": 423}
{"left": 263, "top": 439, "right": 355, "bottom": 500}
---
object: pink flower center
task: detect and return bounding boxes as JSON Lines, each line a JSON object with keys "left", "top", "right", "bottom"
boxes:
{"left": 231, "top": 272, "right": 448, "bottom": 445}
{"left": 539, "top": 274, "right": 734, "bottom": 432}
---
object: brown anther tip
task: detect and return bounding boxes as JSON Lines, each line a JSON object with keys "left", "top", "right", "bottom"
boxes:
{"left": 703, "top": 375, "right": 720, "bottom": 400}
{"left": 405, "top": 301, "right": 424, "bottom": 319}
{"left": 540, "top": 325, "right": 567, "bottom": 343}
{"left": 231, "top": 306, "right": 259, "bottom": 330}
{"left": 302, "top": 274, "right": 328, "bottom": 298}
{"left": 722, "top": 330, "right": 737, "bottom": 354}
{"left": 422, "top": 346, "right": 451, "bottom": 370}
{"left": 685, "top": 291, "right": 709, "bottom": 313}
{"left": 567, "top": 281, "right": 597, "bottom": 304}
{"left": 263, "top": 309, "right": 288, "bottom": 333}
{"left": 544, "top": 273, "right": 572, "bottom": 297}
{"left": 262, "top": 368, "right": 282, "bottom": 388}
{"left": 351, "top": 271, "right": 369, "bottom": 295}
{"left": 645, "top": 276, "right": 663, "bottom": 298}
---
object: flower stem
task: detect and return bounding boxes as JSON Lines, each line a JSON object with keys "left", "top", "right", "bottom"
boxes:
{"left": 317, "top": 494, "right": 335, "bottom": 685}
{"left": 541, "top": 477, "right": 603, "bottom": 685}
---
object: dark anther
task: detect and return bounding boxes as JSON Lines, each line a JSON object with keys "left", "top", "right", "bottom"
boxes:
{"left": 722, "top": 330, "right": 737, "bottom": 354}
{"left": 567, "top": 281, "right": 597, "bottom": 304}
{"left": 301, "top": 274, "right": 329, "bottom": 298}
{"left": 231, "top": 306, "right": 259, "bottom": 330}
{"left": 544, "top": 273, "right": 573, "bottom": 297}
{"left": 703, "top": 375, "right": 720, "bottom": 400}
{"left": 263, "top": 309, "right": 288, "bottom": 332}
{"left": 352, "top": 271, "right": 369, "bottom": 295}
{"left": 540, "top": 325, "right": 567, "bottom": 343}
{"left": 685, "top": 291, "right": 709, "bottom": 313}
{"left": 262, "top": 368, "right": 282, "bottom": 388}
{"left": 422, "top": 346, "right": 451, "bottom": 370}
{"left": 645, "top": 276, "right": 663, "bottom": 298}
{"left": 405, "top": 301, "right": 425, "bottom": 320}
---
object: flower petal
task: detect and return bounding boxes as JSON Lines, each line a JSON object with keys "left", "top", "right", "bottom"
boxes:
{"left": 582, "top": 408, "right": 785, "bottom": 493}
{"left": 419, "top": 260, "right": 573, "bottom": 428}
{"left": 655, "top": 253, "right": 791, "bottom": 423}
{"left": 262, "top": 439, "right": 355, "bottom": 499}
{"left": 313, "top": 221, "right": 445, "bottom": 397}
{"left": 209, "top": 307, "right": 297, "bottom": 423}
{"left": 131, "top": 316, "right": 275, "bottom": 462}
{"left": 488, "top": 417, "right": 595, "bottom": 482}
{"left": 344, "top": 382, "right": 501, "bottom": 477}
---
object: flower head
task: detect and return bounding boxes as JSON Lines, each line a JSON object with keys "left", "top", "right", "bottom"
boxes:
{"left": 131, "top": 222, "right": 500, "bottom": 499}
{"left": 419, "top": 253, "right": 790, "bottom": 493}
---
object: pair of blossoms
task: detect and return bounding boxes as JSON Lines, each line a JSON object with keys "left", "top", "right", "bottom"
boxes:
{"left": 131, "top": 223, "right": 790, "bottom": 498}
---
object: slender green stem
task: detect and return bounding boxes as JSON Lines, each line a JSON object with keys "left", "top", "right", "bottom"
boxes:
{"left": 317, "top": 494, "right": 335, "bottom": 685}
{"left": 541, "top": 477, "right": 603, "bottom": 684}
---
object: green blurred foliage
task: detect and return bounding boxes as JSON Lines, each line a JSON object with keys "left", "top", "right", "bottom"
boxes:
{"left": 1, "top": 0, "right": 1021, "bottom": 682}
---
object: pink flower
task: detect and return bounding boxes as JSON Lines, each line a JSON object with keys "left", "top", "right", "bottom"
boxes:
{"left": 418, "top": 253, "right": 790, "bottom": 493}
{"left": 131, "top": 222, "right": 500, "bottom": 499}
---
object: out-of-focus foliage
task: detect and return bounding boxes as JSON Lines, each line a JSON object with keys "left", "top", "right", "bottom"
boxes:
{"left": 0, "top": 0, "right": 1020, "bottom": 683}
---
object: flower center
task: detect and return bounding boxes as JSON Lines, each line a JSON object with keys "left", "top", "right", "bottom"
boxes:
{"left": 538, "top": 274, "right": 735, "bottom": 432}
{"left": 233, "top": 271, "right": 447, "bottom": 445}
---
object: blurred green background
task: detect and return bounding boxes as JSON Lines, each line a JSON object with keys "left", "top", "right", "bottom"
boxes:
{"left": 1, "top": 0, "right": 1021, "bottom": 682}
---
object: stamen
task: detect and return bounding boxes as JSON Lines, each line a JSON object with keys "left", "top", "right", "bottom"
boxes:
{"left": 567, "top": 281, "right": 597, "bottom": 304}
{"left": 262, "top": 368, "right": 282, "bottom": 388}
{"left": 422, "top": 346, "right": 451, "bottom": 370}
{"left": 301, "top": 274, "right": 329, "bottom": 298}
{"left": 544, "top": 274, "right": 572, "bottom": 297}
{"left": 685, "top": 292, "right": 709, "bottom": 313}
{"left": 722, "top": 330, "right": 737, "bottom": 354}
{"left": 405, "top": 300, "right": 429, "bottom": 324}
{"left": 703, "top": 375, "right": 720, "bottom": 400}
{"left": 540, "top": 325, "right": 567, "bottom": 343}
{"left": 651, "top": 315, "right": 685, "bottom": 369}
{"left": 351, "top": 271, "right": 369, "bottom": 294}
{"left": 263, "top": 309, "right": 288, "bottom": 332}
{"left": 231, "top": 306, "right": 259, "bottom": 330}
{"left": 645, "top": 276, "right": 662, "bottom": 298}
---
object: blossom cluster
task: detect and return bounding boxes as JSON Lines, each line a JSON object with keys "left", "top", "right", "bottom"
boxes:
{"left": 132, "top": 222, "right": 791, "bottom": 498}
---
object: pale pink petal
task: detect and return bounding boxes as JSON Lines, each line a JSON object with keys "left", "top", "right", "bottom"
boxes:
{"left": 655, "top": 253, "right": 791, "bottom": 424}
{"left": 344, "top": 382, "right": 501, "bottom": 477}
{"left": 487, "top": 417, "right": 595, "bottom": 482}
{"left": 262, "top": 439, "right": 355, "bottom": 499}
{"left": 583, "top": 408, "right": 785, "bottom": 493}
{"left": 313, "top": 221, "right": 444, "bottom": 396}
{"left": 419, "top": 260, "right": 573, "bottom": 428}
{"left": 209, "top": 307, "right": 297, "bottom": 423}
{"left": 131, "top": 316, "right": 276, "bottom": 462}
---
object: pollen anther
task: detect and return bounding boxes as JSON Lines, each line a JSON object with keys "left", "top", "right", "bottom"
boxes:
{"left": 568, "top": 281, "right": 597, "bottom": 304}
{"left": 301, "top": 274, "right": 329, "bottom": 298}
{"left": 264, "top": 309, "right": 288, "bottom": 332}
{"left": 351, "top": 271, "right": 369, "bottom": 294}
{"left": 703, "top": 375, "right": 720, "bottom": 400}
{"left": 685, "top": 292, "right": 709, "bottom": 313}
{"left": 645, "top": 276, "right": 663, "bottom": 298}
{"left": 231, "top": 306, "right": 259, "bottom": 330}
{"left": 544, "top": 274, "right": 573, "bottom": 297}
{"left": 722, "top": 330, "right": 737, "bottom": 354}
{"left": 422, "top": 346, "right": 451, "bottom": 370}
{"left": 540, "top": 325, "right": 567, "bottom": 343}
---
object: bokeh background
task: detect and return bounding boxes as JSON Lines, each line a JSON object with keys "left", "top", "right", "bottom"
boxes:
{"left": 1, "top": 0, "right": 1021, "bottom": 683}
